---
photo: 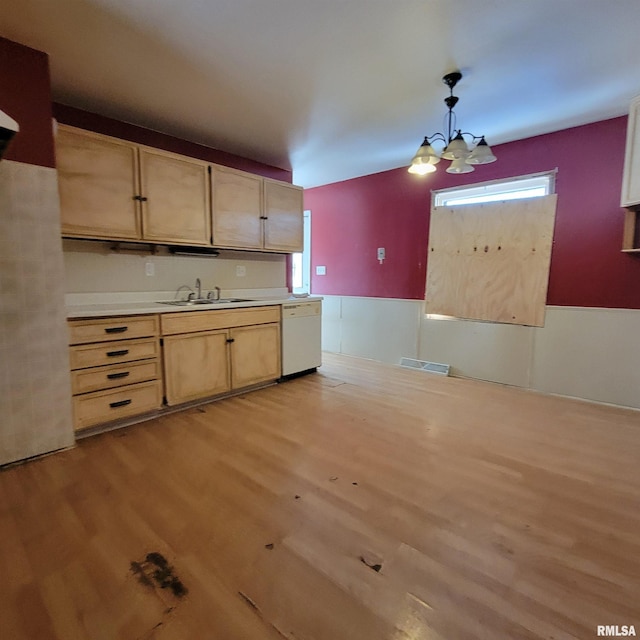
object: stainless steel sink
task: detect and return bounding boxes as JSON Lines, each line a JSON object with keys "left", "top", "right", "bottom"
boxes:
{"left": 157, "top": 298, "right": 252, "bottom": 306}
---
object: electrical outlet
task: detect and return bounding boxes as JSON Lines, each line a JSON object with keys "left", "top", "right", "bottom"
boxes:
{"left": 145, "top": 261, "right": 155, "bottom": 276}
{"left": 316, "top": 266, "right": 326, "bottom": 275}
{"left": 236, "top": 265, "right": 246, "bottom": 277}
{"left": 377, "top": 247, "right": 385, "bottom": 261}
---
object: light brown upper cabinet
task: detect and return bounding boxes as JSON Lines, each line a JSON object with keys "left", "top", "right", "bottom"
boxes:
{"left": 139, "top": 148, "right": 210, "bottom": 245}
{"left": 212, "top": 165, "right": 303, "bottom": 252}
{"left": 56, "top": 125, "right": 211, "bottom": 246}
{"left": 211, "top": 166, "right": 263, "bottom": 249}
{"left": 57, "top": 126, "right": 141, "bottom": 240}
{"left": 263, "top": 178, "right": 304, "bottom": 252}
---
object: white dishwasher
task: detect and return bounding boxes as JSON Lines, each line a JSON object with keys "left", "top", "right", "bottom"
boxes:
{"left": 281, "top": 300, "right": 322, "bottom": 377}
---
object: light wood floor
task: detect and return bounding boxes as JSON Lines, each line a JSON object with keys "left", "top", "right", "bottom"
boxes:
{"left": 2, "top": 353, "right": 639, "bottom": 639}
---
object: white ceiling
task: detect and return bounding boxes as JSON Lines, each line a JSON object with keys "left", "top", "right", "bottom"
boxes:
{"left": 3, "top": 0, "right": 640, "bottom": 188}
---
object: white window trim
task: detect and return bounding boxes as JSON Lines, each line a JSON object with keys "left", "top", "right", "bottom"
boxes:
{"left": 432, "top": 169, "right": 557, "bottom": 208}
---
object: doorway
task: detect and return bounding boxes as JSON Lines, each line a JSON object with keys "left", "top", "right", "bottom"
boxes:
{"left": 291, "top": 210, "right": 311, "bottom": 294}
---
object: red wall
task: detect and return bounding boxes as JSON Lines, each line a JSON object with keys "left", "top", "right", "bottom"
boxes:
{"left": 305, "top": 116, "right": 640, "bottom": 309}
{"left": 53, "top": 104, "right": 292, "bottom": 183}
{"left": 0, "top": 37, "right": 55, "bottom": 168}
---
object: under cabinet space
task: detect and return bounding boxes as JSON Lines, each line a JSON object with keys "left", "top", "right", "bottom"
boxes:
{"left": 622, "top": 208, "right": 640, "bottom": 252}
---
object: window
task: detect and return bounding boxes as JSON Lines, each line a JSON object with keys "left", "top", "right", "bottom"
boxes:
{"left": 426, "top": 171, "right": 558, "bottom": 327}
{"left": 433, "top": 170, "right": 556, "bottom": 207}
{"left": 291, "top": 210, "right": 311, "bottom": 294}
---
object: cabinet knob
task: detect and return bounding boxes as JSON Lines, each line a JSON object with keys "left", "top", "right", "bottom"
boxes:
{"left": 105, "top": 326, "right": 128, "bottom": 334}
{"left": 107, "top": 371, "right": 130, "bottom": 380}
{"left": 106, "top": 349, "right": 129, "bottom": 357}
{"left": 109, "top": 399, "right": 132, "bottom": 409}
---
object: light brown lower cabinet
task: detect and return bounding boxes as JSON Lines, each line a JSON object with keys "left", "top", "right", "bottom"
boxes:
{"left": 163, "top": 330, "right": 231, "bottom": 405}
{"left": 230, "top": 323, "right": 281, "bottom": 388}
{"left": 161, "top": 306, "right": 281, "bottom": 406}
{"left": 67, "top": 314, "right": 163, "bottom": 431}
{"left": 67, "top": 306, "right": 282, "bottom": 430}
{"left": 73, "top": 381, "right": 163, "bottom": 431}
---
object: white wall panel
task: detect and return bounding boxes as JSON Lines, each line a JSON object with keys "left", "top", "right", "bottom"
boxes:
{"left": 530, "top": 307, "right": 640, "bottom": 409}
{"left": 319, "top": 295, "right": 342, "bottom": 354}
{"left": 419, "top": 316, "right": 534, "bottom": 387}
{"left": 321, "top": 295, "right": 640, "bottom": 411}
{"left": 339, "top": 297, "right": 422, "bottom": 365}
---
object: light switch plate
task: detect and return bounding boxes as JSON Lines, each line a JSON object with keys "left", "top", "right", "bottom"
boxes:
{"left": 145, "top": 261, "right": 155, "bottom": 276}
{"left": 236, "top": 265, "right": 246, "bottom": 277}
{"left": 316, "top": 265, "right": 326, "bottom": 275}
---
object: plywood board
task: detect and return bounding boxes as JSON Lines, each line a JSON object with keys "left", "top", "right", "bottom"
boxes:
{"left": 425, "top": 195, "right": 557, "bottom": 327}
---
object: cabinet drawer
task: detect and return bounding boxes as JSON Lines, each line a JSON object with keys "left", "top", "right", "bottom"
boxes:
{"left": 69, "top": 338, "right": 159, "bottom": 370}
{"left": 161, "top": 305, "right": 280, "bottom": 335}
{"left": 73, "top": 380, "right": 162, "bottom": 431}
{"left": 69, "top": 315, "right": 159, "bottom": 345}
{"left": 71, "top": 360, "right": 161, "bottom": 395}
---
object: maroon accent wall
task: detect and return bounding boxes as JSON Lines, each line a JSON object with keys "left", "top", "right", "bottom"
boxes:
{"left": 305, "top": 117, "right": 640, "bottom": 309}
{"left": 53, "top": 103, "right": 292, "bottom": 183}
{"left": 0, "top": 37, "right": 55, "bottom": 168}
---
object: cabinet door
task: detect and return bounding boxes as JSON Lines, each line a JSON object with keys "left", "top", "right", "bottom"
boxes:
{"left": 621, "top": 96, "right": 640, "bottom": 207}
{"left": 230, "top": 323, "right": 281, "bottom": 389}
{"left": 140, "top": 149, "right": 211, "bottom": 245}
{"left": 56, "top": 126, "right": 141, "bottom": 239}
{"left": 163, "top": 330, "right": 230, "bottom": 405}
{"left": 211, "top": 166, "right": 263, "bottom": 249}
{"left": 263, "top": 180, "right": 303, "bottom": 252}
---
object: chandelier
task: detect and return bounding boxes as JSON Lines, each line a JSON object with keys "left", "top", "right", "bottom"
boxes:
{"left": 408, "top": 71, "right": 496, "bottom": 175}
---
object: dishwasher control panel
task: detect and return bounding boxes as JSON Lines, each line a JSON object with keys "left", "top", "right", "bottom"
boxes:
{"left": 282, "top": 301, "right": 321, "bottom": 318}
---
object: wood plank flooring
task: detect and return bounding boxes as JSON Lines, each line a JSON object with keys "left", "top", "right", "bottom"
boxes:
{"left": 1, "top": 352, "right": 639, "bottom": 639}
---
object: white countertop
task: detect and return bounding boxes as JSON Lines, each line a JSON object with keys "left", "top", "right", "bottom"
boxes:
{"left": 66, "top": 289, "right": 322, "bottom": 318}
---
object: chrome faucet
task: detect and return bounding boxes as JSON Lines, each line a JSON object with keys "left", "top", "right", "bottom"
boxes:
{"left": 195, "top": 278, "right": 202, "bottom": 300}
{"left": 207, "top": 286, "right": 221, "bottom": 301}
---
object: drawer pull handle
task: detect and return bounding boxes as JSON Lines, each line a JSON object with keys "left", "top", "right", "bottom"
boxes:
{"left": 106, "top": 349, "right": 129, "bottom": 357}
{"left": 105, "top": 326, "right": 128, "bottom": 334}
{"left": 226, "top": 338, "right": 235, "bottom": 343}
{"left": 109, "top": 399, "right": 132, "bottom": 409}
{"left": 107, "top": 371, "right": 130, "bottom": 380}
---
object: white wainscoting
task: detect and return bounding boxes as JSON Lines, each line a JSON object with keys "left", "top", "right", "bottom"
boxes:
{"left": 320, "top": 296, "right": 422, "bottom": 365}
{"left": 529, "top": 306, "right": 640, "bottom": 409}
{"left": 321, "top": 295, "right": 640, "bottom": 410}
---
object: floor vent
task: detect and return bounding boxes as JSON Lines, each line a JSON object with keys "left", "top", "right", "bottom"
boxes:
{"left": 399, "top": 357, "right": 450, "bottom": 376}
